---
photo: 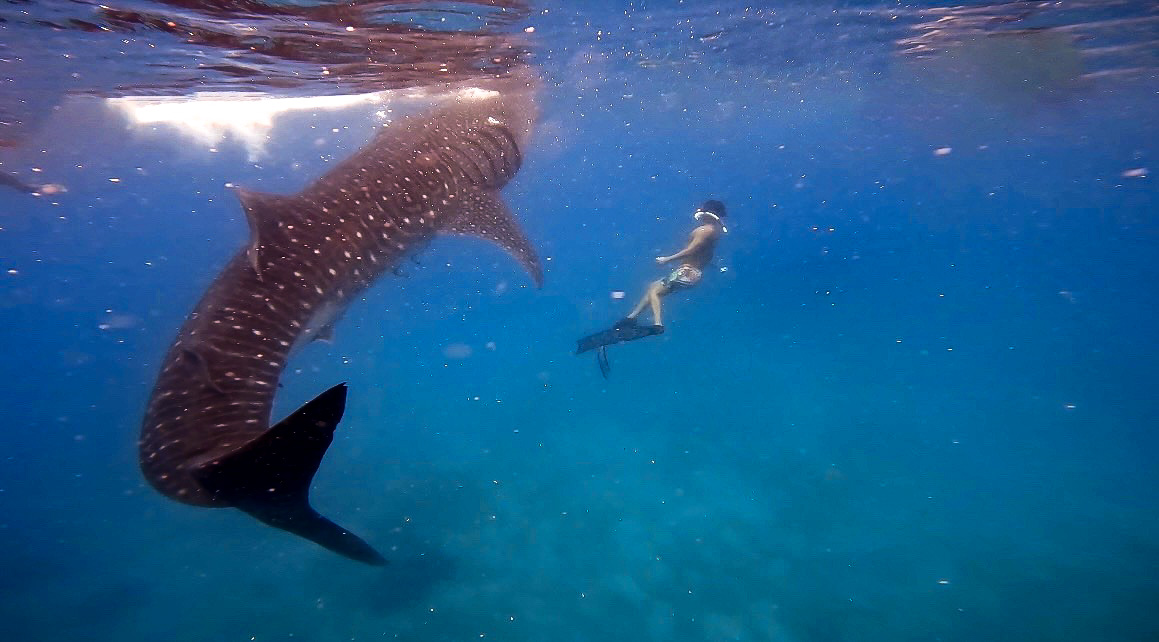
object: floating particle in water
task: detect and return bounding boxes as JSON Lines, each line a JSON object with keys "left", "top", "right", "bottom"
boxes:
{"left": 98, "top": 311, "right": 140, "bottom": 330}
{"left": 485, "top": 341, "right": 496, "bottom": 351}
{"left": 611, "top": 290, "right": 625, "bottom": 299}
{"left": 934, "top": 147, "right": 952, "bottom": 156}
{"left": 1121, "top": 167, "right": 1147, "bottom": 178}
{"left": 443, "top": 343, "right": 473, "bottom": 359}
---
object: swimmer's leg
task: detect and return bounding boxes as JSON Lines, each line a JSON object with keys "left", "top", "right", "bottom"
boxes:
{"left": 648, "top": 282, "right": 669, "bottom": 327}
{"left": 627, "top": 280, "right": 662, "bottom": 321}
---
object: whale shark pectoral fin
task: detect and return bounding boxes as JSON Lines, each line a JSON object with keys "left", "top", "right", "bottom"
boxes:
{"left": 234, "top": 187, "right": 292, "bottom": 280}
{"left": 192, "top": 383, "right": 386, "bottom": 566}
{"left": 443, "top": 190, "right": 543, "bottom": 287}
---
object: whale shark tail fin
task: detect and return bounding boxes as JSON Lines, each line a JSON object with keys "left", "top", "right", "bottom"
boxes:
{"left": 193, "top": 383, "right": 386, "bottom": 566}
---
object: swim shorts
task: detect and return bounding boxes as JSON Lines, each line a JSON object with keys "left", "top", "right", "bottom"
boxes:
{"left": 661, "top": 265, "right": 702, "bottom": 290}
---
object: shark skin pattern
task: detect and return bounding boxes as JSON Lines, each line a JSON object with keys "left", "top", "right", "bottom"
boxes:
{"left": 140, "top": 84, "right": 540, "bottom": 565}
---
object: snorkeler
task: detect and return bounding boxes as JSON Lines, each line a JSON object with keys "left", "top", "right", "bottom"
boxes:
{"left": 577, "top": 199, "right": 727, "bottom": 370}
{"left": 626, "top": 199, "right": 727, "bottom": 327}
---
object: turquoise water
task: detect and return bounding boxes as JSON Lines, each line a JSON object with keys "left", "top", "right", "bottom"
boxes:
{"left": 1, "top": 1, "right": 1157, "bottom": 640}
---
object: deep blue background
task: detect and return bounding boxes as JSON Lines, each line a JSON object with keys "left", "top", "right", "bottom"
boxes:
{"left": 1, "top": 2, "right": 1156, "bottom": 640}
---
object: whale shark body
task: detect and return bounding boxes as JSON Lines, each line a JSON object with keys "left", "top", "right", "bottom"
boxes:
{"left": 139, "top": 84, "right": 540, "bottom": 564}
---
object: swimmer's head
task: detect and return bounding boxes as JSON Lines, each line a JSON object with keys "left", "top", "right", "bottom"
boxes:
{"left": 693, "top": 199, "right": 727, "bottom": 231}
{"left": 696, "top": 200, "right": 726, "bottom": 218}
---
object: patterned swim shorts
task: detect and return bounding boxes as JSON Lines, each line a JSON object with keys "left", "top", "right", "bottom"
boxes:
{"left": 661, "top": 265, "right": 702, "bottom": 290}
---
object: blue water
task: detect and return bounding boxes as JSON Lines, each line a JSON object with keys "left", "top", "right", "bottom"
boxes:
{"left": 2, "top": 1, "right": 1157, "bottom": 640}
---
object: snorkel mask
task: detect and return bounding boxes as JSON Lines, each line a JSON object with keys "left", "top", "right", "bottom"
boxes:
{"left": 694, "top": 209, "right": 728, "bottom": 233}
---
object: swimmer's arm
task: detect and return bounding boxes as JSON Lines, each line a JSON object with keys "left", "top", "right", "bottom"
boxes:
{"left": 656, "top": 227, "right": 712, "bottom": 264}
{"left": 0, "top": 171, "right": 36, "bottom": 194}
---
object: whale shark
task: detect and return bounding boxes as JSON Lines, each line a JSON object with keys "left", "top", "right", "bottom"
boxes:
{"left": 139, "top": 83, "right": 540, "bottom": 565}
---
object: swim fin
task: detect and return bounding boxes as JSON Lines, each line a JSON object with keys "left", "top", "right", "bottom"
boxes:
{"left": 596, "top": 345, "right": 611, "bottom": 378}
{"left": 576, "top": 318, "right": 665, "bottom": 355}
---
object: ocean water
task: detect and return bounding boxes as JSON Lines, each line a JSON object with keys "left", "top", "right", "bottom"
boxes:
{"left": 1, "top": 1, "right": 1157, "bottom": 640}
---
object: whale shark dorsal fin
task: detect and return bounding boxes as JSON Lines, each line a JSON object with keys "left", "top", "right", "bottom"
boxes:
{"left": 444, "top": 190, "right": 542, "bottom": 287}
{"left": 234, "top": 187, "right": 292, "bottom": 280}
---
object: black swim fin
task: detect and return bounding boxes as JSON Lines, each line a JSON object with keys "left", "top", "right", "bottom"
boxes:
{"left": 193, "top": 383, "right": 386, "bottom": 565}
{"left": 576, "top": 319, "right": 665, "bottom": 354}
{"left": 596, "top": 345, "right": 611, "bottom": 378}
